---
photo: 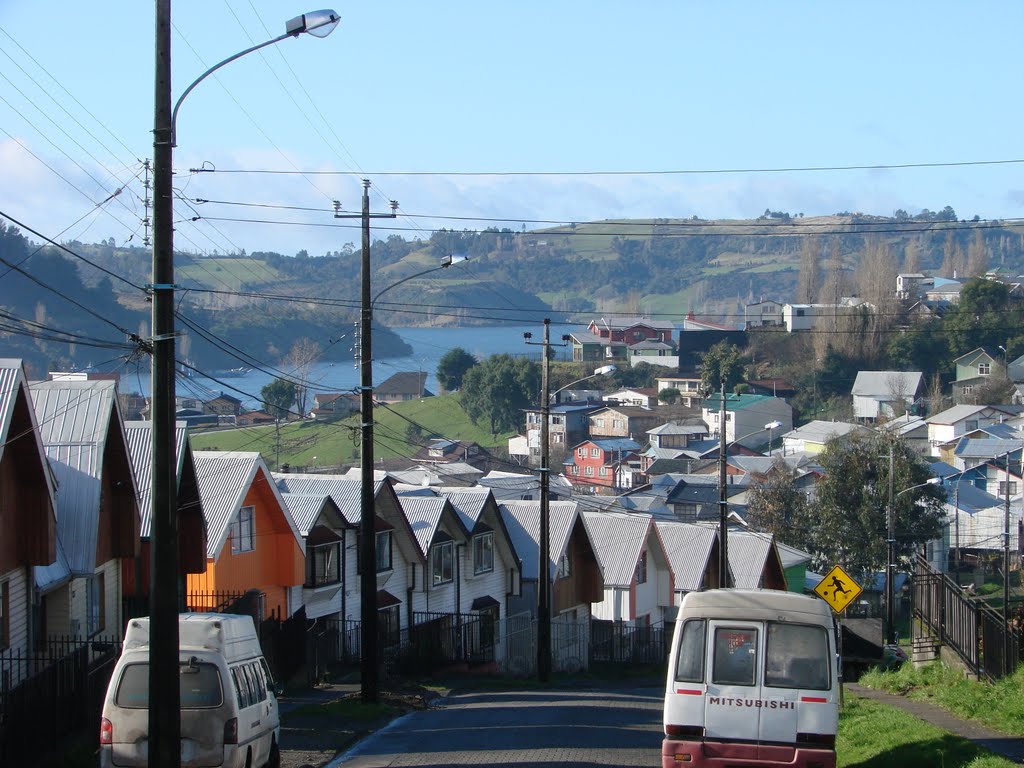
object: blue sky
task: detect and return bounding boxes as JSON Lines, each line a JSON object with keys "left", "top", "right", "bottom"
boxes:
{"left": 2, "top": 1, "right": 1023, "bottom": 257}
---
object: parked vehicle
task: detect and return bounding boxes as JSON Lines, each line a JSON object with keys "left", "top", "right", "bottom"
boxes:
{"left": 100, "top": 613, "right": 281, "bottom": 768}
{"left": 662, "top": 589, "right": 839, "bottom": 768}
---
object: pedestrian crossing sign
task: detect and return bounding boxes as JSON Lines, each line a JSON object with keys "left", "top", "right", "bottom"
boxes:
{"left": 814, "top": 564, "right": 863, "bottom": 614}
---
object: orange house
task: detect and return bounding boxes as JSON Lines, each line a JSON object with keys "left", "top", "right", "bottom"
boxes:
{"left": 189, "top": 451, "right": 304, "bottom": 619}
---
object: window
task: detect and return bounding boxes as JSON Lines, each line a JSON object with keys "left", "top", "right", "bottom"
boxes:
{"left": 558, "top": 553, "right": 572, "bottom": 578}
{"left": 675, "top": 503, "right": 698, "bottom": 520}
{"left": 378, "top": 604, "right": 400, "bottom": 648}
{"left": 230, "top": 505, "right": 255, "bottom": 553}
{"left": 431, "top": 540, "right": 454, "bottom": 585}
{"left": 599, "top": 467, "right": 608, "bottom": 477}
{"left": 962, "top": 386, "right": 974, "bottom": 396}
{"left": 376, "top": 530, "right": 393, "bottom": 572}
{"left": 764, "top": 623, "right": 829, "bottom": 690}
{"left": 635, "top": 551, "right": 647, "bottom": 584}
{"left": 584, "top": 466, "right": 594, "bottom": 477}
{"left": 614, "top": 419, "right": 625, "bottom": 430}
{"left": 116, "top": 661, "right": 224, "bottom": 709}
{"left": 979, "top": 362, "right": 991, "bottom": 376}
{"left": 473, "top": 532, "right": 494, "bottom": 574}
{"left": 87, "top": 572, "right": 105, "bottom": 636}
{"left": 594, "top": 418, "right": 605, "bottom": 428}
{"left": 712, "top": 627, "right": 757, "bottom": 686}
{"left": 965, "top": 419, "right": 978, "bottom": 430}
{"left": 577, "top": 447, "right": 586, "bottom": 457}
{"left": 674, "top": 619, "right": 706, "bottom": 683}
{"left": 0, "top": 581, "right": 8, "bottom": 649}
{"left": 999, "top": 481, "right": 1019, "bottom": 497}
{"left": 590, "top": 447, "right": 600, "bottom": 458}
{"left": 571, "top": 465, "right": 579, "bottom": 475}
{"left": 308, "top": 541, "right": 341, "bottom": 587}
{"left": 554, "top": 433, "right": 564, "bottom": 444}
{"left": 796, "top": 308, "right": 806, "bottom": 317}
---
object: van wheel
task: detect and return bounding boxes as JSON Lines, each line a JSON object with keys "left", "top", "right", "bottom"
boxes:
{"left": 267, "top": 738, "right": 281, "bottom": 768}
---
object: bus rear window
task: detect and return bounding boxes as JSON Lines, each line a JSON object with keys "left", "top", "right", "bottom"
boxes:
{"left": 115, "top": 661, "right": 224, "bottom": 709}
{"left": 674, "top": 619, "right": 706, "bottom": 682}
{"left": 764, "top": 623, "right": 829, "bottom": 690}
{"left": 712, "top": 628, "right": 757, "bottom": 686}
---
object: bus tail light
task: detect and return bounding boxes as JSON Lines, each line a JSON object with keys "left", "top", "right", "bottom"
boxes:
{"left": 100, "top": 717, "right": 113, "bottom": 745}
{"left": 796, "top": 732, "right": 836, "bottom": 748}
{"left": 223, "top": 717, "right": 238, "bottom": 744}
{"left": 665, "top": 724, "right": 704, "bottom": 738}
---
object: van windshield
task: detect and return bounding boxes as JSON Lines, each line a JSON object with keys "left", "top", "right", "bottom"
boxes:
{"left": 115, "top": 661, "right": 224, "bottom": 709}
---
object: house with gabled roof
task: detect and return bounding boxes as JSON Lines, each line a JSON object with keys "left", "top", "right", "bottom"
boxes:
{"left": 926, "top": 404, "right": 1020, "bottom": 455}
{"left": 499, "top": 500, "right": 603, "bottom": 655}
{"left": 581, "top": 510, "right": 674, "bottom": 627}
{"left": 781, "top": 420, "right": 869, "bottom": 456}
{"left": 277, "top": 492, "right": 349, "bottom": 621}
{"left": 477, "top": 469, "right": 572, "bottom": 502}
{"left": 31, "top": 379, "right": 140, "bottom": 641}
{"left": 701, "top": 393, "right": 792, "bottom": 447}
{"left": 603, "top": 388, "right": 658, "bottom": 408}
{"left": 122, "top": 421, "right": 207, "bottom": 607}
{"left": 952, "top": 347, "right": 1004, "bottom": 404}
{"left": 588, "top": 405, "right": 661, "bottom": 440}
{"left": 726, "top": 529, "right": 787, "bottom": 590}
{"left": 0, "top": 360, "right": 58, "bottom": 667}
{"left": 311, "top": 392, "right": 359, "bottom": 420}
{"left": 376, "top": 371, "right": 432, "bottom": 403}
{"left": 654, "top": 520, "right": 722, "bottom": 605}
{"left": 397, "top": 494, "right": 470, "bottom": 618}
{"left": 204, "top": 392, "right": 243, "bottom": 417}
{"left": 851, "top": 370, "right": 923, "bottom": 421}
{"left": 564, "top": 437, "right": 642, "bottom": 494}
{"left": 190, "top": 452, "right": 304, "bottom": 619}
{"left": 273, "top": 473, "right": 422, "bottom": 635}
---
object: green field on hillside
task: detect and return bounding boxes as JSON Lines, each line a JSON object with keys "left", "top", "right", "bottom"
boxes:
{"left": 189, "top": 393, "right": 515, "bottom": 470}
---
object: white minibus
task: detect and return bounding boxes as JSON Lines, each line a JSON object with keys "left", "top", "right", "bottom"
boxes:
{"left": 100, "top": 613, "right": 281, "bottom": 768}
{"left": 663, "top": 589, "right": 839, "bottom": 768}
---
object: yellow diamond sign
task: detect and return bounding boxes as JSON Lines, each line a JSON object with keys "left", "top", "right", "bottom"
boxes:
{"left": 814, "top": 564, "right": 863, "bottom": 614}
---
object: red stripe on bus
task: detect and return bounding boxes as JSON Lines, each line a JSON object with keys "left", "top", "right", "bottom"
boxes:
{"left": 800, "top": 696, "right": 827, "bottom": 703}
{"left": 675, "top": 689, "right": 703, "bottom": 695}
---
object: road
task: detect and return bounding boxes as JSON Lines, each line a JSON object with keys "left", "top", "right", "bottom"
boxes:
{"left": 328, "top": 686, "right": 664, "bottom": 768}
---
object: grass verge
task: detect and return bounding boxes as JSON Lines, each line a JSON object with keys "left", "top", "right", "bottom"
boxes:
{"left": 859, "top": 661, "right": 1024, "bottom": 736}
{"left": 838, "top": 696, "right": 1016, "bottom": 767}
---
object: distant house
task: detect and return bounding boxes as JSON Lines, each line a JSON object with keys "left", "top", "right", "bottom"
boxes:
{"left": 851, "top": 370, "right": 923, "bottom": 421}
{"left": 781, "top": 420, "right": 868, "bottom": 456}
{"left": 413, "top": 439, "right": 490, "bottom": 469}
{"left": 237, "top": 410, "right": 276, "bottom": 427}
{"left": 952, "top": 348, "right": 1004, "bottom": 404}
{"left": 0, "top": 359, "right": 58, "bottom": 672}
{"left": 880, "top": 414, "right": 931, "bottom": 456}
{"left": 312, "top": 392, "right": 359, "bottom": 419}
{"left": 603, "top": 388, "right": 658, "bottom": 408}
{"left": 896, "top": 273, "right": 928, "bottom": 300}
{"left": 745, "top": 379, "right": 797, "bottom": 400}
{"left": 376, "top": 371, "right": 432, "bottom": 402}
{"left": 926, "top": 405, "right": 1020, "bottom": 455}
{"left": 700, "top": 393, "right": 793, "bottom": 447}
{"left": 205, "top": 392, "right": 243, "bottom": 417}
{"left": 587, "top": 317, "right": 674, "bottom": 346}
{"left": 925, "top": 278, "right": 964, "bottom": 303}
{"left": 588, "top": 406, "right": 661, "bottom": 440}
{"left": 654, "top": 521, "right": 722, "bottom": 604}
{"left": 524, "top": 403, "right": 602, "bottom": 466}
{"left": 655, "top": 374, "right": 703, "bottom": 408}
{"left": 564, "top": 437, "right": 642, "bottom": 493}
{"left": 744, "top": 299, "right": 784, "bottom": 329}
{"left": 478, "top": 470, "right": 573, "bottom": 502}
{"left": 727, "top": 530, "right": 787, "bottom": 590}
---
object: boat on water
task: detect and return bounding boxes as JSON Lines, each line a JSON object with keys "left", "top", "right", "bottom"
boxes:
{"left": 209, "top": 366, "right": 253, "bottom": 378}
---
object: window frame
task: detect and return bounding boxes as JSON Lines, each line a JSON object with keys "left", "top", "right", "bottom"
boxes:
{"left": 87, "top": 572, "right": 105, "bottom": 636}
{"left": 376, "top": 530, "right": 393, "bottom": 573}
{"left": 431, "top": 540, "right": 454, "bottom": 586}
{"left": 230, "top": 505, "right": 256, "bottom": 554}
{"left": 473, "top": 532, "right": 494, "bottom": 575}
{"left": 635, "top": 551, "right": 648, "bottom": 584}
{"left": 307, "top": 541, "right": 342, "bottom": 588}
{"left": 674, "top": 619, "right": 706, "bottom": 683}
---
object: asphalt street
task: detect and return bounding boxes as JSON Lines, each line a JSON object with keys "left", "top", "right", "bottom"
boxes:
{"left": 328, "top": 686, "right": 664, "bottom": 768}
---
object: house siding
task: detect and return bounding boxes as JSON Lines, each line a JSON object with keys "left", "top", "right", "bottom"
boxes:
{"left": 3, "top": 568, "right": 28, "bottom": 654}
{"left": 459, "top": 540, "right": 510, "bottom": 616}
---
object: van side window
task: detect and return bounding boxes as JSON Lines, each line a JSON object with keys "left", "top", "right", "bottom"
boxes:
{"left": 259, "top": 656, "right": 277, "bottom": 692}
{"left": 674, "top": 619, "right": 706, "bottom": 683}
{"left": 241, "top": 664, "right": 259, "bottom": 706}
{"left": 231, "top": 667, "right": 247, "bottom": 708}
{"left": 764, "top": 623, "right": 830, "bottom": 690}
{"left": 250, "top": 661, "right": 267, "bottom": 701}
{"left": 712, "top": 628, "right": 757, "bottom": 686}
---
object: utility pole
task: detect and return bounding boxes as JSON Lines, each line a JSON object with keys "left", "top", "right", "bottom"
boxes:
{"left": 886, "top": 442, "right": 896, "bottom": 646}
{"left": 718, "top": 381, "right": 729, "bottom": 587}
{"left": 334, "top": 181, "right": 397, "bottom": 704}
{"left": 150, "top": 1, "right": 180, "bottom": 765}
{"left": 1004, "top": 452, "right": 1012, "bottom": 673}
{"left": 142, "top": 158, "right": 152, "bottom": 248}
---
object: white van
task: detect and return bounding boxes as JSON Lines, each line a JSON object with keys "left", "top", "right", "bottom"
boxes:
{"left": 662, "top": 589, "right": 839, "bottom": 768}
{"left": 100, "top": 613, "right": 281, "bottom": 768}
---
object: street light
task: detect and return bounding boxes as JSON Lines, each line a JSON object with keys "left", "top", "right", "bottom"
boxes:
{"left": 150, "top": 7, "right": 337, "bottom": 766}
{"left": 345, "top": 236, "right": 467, "bottom": 703}
{"left": 525, "top": 319, "right": 615, "bottom": 681}
{"left": 717, "top": 410, "right": 784, "bottom": 587}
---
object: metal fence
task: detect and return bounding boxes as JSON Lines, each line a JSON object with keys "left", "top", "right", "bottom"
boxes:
{"left": 591, "top": 621, "right": 667, "bottom": 664}
{"left": 0, "top": 636, "right": 121, "bottom": 765}
{"left": 912, "top": 554, "right": 1021, "bottom": 680}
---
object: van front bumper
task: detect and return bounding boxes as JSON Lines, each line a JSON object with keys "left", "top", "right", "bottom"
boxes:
{"left": 662, "top": 738, "right": 836, "bottom": 768}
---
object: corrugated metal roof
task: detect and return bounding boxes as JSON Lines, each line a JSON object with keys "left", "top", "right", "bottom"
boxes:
{"left": 954, "top": 438, "right": 1024, "bottom": 459}
{"left": 30, "top": 380, "right": 117, "bottom": 582}
{"left": 279, "top": 493, "right": 335, "bottom": 536}
{"left": 498, "top": 501, "right": 578, "bottom": 580}
{"left": 728, "top": 530, "right": 775, "bottom": 589}
{"left": 851, "top": 371, "right": 922, "bottom": 398}
{"left": 397, "top": 496, "right": 449, "bottom": 556}
{"left": 655, "top": 521, "right": 716, "bottom": 591}
{"left": 580, "top": 510, "right": 651, "bottom": 586}
{"left": 273, "top": 473, "right": 382, "bottom": 526}
{"left": 194, "top": 451, "right": 302, "bottom": 559}
{"left": 124, "top": 420, "right": 189, "bottom": 538}
{"left": 432, "top": 488, "right": 490, "bottom": 531}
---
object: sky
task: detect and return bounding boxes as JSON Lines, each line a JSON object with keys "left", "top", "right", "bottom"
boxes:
{"left": 2, "top": 1, "right": 1024, "bottom": 258}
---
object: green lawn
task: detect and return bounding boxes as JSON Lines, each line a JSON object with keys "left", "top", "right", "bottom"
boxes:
{"left": 189, "top": 393, "right": 515, "bottom": 470}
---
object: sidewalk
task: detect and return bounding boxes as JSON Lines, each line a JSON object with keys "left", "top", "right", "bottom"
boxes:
{"left": 846, "top": 683, "right": 1024, "bottom": 763}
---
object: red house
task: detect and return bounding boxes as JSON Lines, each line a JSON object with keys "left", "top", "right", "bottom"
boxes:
{"left": 586, "top": 317, "right": 674, "bottom": 346}
{"left": 565, "top": 437, "right": 642, "bottom": 493}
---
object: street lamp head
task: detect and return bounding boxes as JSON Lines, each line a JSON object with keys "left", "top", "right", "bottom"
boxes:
{"left": 764, "top": 420, "right": 782, "bottom": 430}
{"left": 441, "top": 253, "right": 469, "bottom": 267}
{"left": 286, "top": 9, "right": 341, "bottom": 38}
{"left": 593, "top": 364, "right": 616, "bottom": 377}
